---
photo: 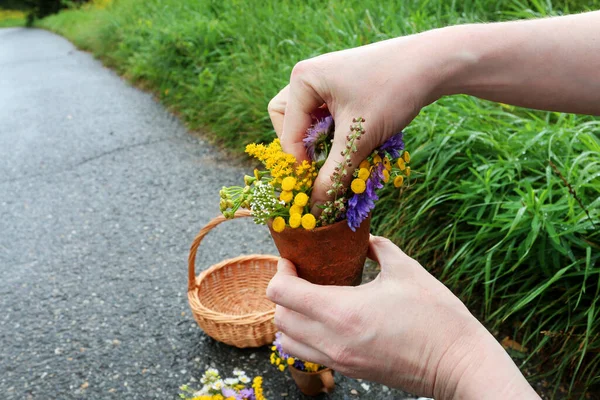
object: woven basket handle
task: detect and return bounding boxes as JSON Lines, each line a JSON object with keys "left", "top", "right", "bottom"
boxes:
{"left": 188, "top": 209, "right": 252, "bottom": 291}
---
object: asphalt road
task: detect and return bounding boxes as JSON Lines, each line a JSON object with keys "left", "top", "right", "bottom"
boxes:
{"left": 0, "top": 28, "right": 418, "bottom": 399}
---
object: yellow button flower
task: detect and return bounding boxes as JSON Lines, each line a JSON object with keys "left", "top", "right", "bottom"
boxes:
{"left": 280, "top": 190, "right": 293, "bottom": 203}
{"left": 373, "top": 154, "right": 382, "bottom": 164}
{"left": 406, "top": 166, "right": 411, "bottom": 177}
{"left": 272, "top": 217, "right": 285, "bottom": 232}
{"left": 287, "top": 357, "right": 295, "bottom": 365}
{"left": 359, "top": 160, "right": 370, "bottom": 169}
{"left": 393, "top": 175, "right": 404, "bottom": 188}
{"left": 357, "top": 168, "right": 370, "bottom": 181}
{"left": 289, "top": 213, "right": 301, "bottom": 228}
{"left": 397, "top": 158, "right": 406, "bottom": 170}
{"left": 351, "top": 178, "right": 366, "bottom": 194}
{"left": 290, "top": 204, "right": 303, "bottom": 215}
{"left": 278, "top": 364, "right": 285, "bottom": 372}
{"left": 294, "top": 192, "right": 309, "bottom": 207}
{"left": 301, "top": 213, "right": 317, "bottom": 230}
{"left": 383, "top": 157, "right": 392, "bottom": 171}
{"left": 403, "top": 151, "right": 411, "bottom": 163}
{"left": 281, "top": 176, "right": 297, "bottom": 191}
{"left": 382, "top": 169, "right": 390, "bottom": 183}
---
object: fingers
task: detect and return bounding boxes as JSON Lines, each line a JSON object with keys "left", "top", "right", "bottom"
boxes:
{"left": 310, "top": 116, "right": 373, "bottom": 212}
{"left": 281, "top": 61, "right": 325, "bottom": 162}
{"left": 268, "top": 85, "right": 289, "bottom": 138}
{"left": 274, "top": 305, "right": 326, "bottom": 351}
{"left": 278, "top": 332, "right": 332, "bottom": 367}
{"left": 367, "top": 235, "right": 424, "bottom": 278}
{"left": 267, "top": 258, "right": 339, "bottom": 321}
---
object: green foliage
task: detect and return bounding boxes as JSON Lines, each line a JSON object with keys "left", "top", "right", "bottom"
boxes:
{"left": 375, "top": 98, "right": 599, "bottom": 396}
{"left": 38, "top": 0, "right": 599, "bottom": 396}
{"left": 0, "top": 8, "right": 25, "bottom": 27}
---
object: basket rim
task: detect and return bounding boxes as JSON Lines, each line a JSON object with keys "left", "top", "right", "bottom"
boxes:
{"left": 188, "top": 254, "right": 279, "bottom": 322}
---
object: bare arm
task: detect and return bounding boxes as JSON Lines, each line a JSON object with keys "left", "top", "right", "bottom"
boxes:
{"left": 437, "top": 11, "right": 600, "bottom": 115}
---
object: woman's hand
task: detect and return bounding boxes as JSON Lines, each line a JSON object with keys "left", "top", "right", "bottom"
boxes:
{"left": 267, "top": 35, "right": 449, "bottom": 209}
{"left": 268, "top": 11, "right": 600, "bottom": 210}
{"left": 266, "top": 236, "right": 541, "bottom": 399}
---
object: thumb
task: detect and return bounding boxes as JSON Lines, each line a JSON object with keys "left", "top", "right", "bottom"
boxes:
{"left": 310, "top": 115, "right": 372, "bottom": 214}
{"left": 367, "top": 235, "right": 415, "bottom": 272}
{"left": 275, "top": 257, "right": 298, "bottom": 277}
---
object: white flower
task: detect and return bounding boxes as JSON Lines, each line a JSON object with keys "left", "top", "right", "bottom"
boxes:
{"left": 224, "top": 378, "right": 239, "bottom": 385}
{"left": 232, "top": 368, "right": 245, "bottom": 376}
{"left": 239, "top": 376, "right": 250, "bottom": 384}
{"left": 212, "top": 380, "right": 224, "bottom": 391}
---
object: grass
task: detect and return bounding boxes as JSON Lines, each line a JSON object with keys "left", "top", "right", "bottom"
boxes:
{"left": 38, "top": 0, "right": 600, "bottom": 397}
{"left": 0, "top": 9, "right": 26, "bottom": 28}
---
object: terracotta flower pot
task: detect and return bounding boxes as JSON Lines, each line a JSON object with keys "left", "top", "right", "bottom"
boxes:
{"left": 268, "top": 217, "right": 371, "bottom": 286}
{"left": 288, "top": 366, "right": 335, "bottom": 396}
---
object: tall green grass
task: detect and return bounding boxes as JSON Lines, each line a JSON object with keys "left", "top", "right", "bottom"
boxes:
{"left": 39, "top": 0, "right": 599, "bottom": 396}
{"left": 0, "top": 9, "right": 26, "bottom": 27}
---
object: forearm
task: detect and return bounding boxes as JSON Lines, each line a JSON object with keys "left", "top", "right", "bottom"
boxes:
{"left": 431, "top": 11, "right": 600, "bottom": 115}
{"left": 436, "top": 327, "right": 541, "bottom": 399}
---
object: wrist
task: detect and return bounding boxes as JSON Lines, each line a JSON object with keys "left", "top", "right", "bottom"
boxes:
{"left": 435, "top": 324, "right": 540, "bottom": 399}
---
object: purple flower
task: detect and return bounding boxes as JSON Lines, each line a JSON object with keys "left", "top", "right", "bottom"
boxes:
{"left": 222, "top": 387, "right": 237, "bottom": 398}
{"left": 378, "top": 132, "right": 404, "bottom": 159}
{"left": 347, "top": 164, "right": 385, "bottom": 231}
{"left": 274, "top": 332, "right": 288, "bottom": 357}
{"left": 303, "top": 116, "right": 334, "bottom": 161}
{"left": 239, "top": 388, "right": 255, "bottom": 400}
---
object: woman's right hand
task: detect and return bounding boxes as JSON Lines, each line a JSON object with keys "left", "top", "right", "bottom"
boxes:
{"left": 267, "top": 31, "right": 453, "bottom": 209}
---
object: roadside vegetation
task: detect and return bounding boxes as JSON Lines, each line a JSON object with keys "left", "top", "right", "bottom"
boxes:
{"left": 38, "top": 0, "right": 599, "bottom": 397}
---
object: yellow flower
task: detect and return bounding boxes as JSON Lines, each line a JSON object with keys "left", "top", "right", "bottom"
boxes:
{"left": 397, "top": 158, "right": 406, "bottom": 170}
{"left": 289, "top": 213, "right": 302, "bottom": 228}
{"left": 290, "top": 204, "right": 303, "bottom": 215}
{"left": 406, "top": 166, "right": 411, "bottom": 177}
{"left": 253, "top": 376, "right": 265, "bottom": 400}
{"left": 212, "top": 395, "right": 224, "bottom": 400}
{"left": 373, "top": 154, "right": 382, "bottom": 165}
{"left": 382, "top": 169, "right": 390, "bottom": 183}
{"left": 282, "top": 176, "right": 296, "bottom": 191}
{"left": 287, "top": 357, "right": 295, "bottom": 365}
{"left": 272, "top": 217, "right": 285, "bottom": 232}
{"left": 359, "top": 159, "right": 370, "bottom": 169}
{"left": 278, "top": 364, "right": 285, "bottom": 371}
{"left": 280, "top": 190, "right": 293, "bottom": 203}
{"left": 254, "top": 168, "right": 260, "bottom": 181}
{"left": 383, "top": 157, "right": 392, "bottom": 171}
{"left": 271, "top": 346, "right": 276, "bottom": 351}
{"left": 403, "top": 151, "right": 411, "bottom": 163}
{"left": 301, "top": 213, "right": 317, "bottom": 230}
{"left": 357, "top": 168, "right": 370, "bottom": 181}
{"left": 351, "top": 178, "right": 366, "bottom": 194}
{"left": 304, "top": 362, "right": 320, "bottom": 372}
{"left": 294, "top": 192, "right": 309, "bottom": 207}
{"left": 393, "top": 175, "right": 404, "bottom": 188}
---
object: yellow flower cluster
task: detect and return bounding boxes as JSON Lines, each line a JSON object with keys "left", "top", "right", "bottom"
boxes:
{"left": 351, "top": 150, "right": 412, "bottom": 194}
{"left": 246, "top": 140, "right": 317, "bottom": 190}
{"left": 191, "top": 395, "right": 224, "bottom": 400}
{"left": 252, "top": 376, "right": 265, "bottom": 400}
{"left": 246, "top": 139, "right": 295, "bottom": 184}
{"left": 271, "top": 196, "right": 317, "bottom": 233}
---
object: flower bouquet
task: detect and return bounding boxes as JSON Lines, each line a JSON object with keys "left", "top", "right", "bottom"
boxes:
{"left": 219, "top": 115, "right": 411, "bottom": 286}
{"left": 179, "top": 368, "right": 265, "bottom": 400}
{"left": 270, "top": 332, "right": 333, "bottom": 396}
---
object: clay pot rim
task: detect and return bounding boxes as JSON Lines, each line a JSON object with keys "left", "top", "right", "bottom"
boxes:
{"left": 268, "top": 217, "right": 350, "bottom": 233}
{"left": 288, "top": 365, "right": 333, "bottom": 375}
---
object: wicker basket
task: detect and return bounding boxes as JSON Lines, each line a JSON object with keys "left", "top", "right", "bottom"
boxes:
{"left": 187, "top": 209, "right": 278, "bottom": 348}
